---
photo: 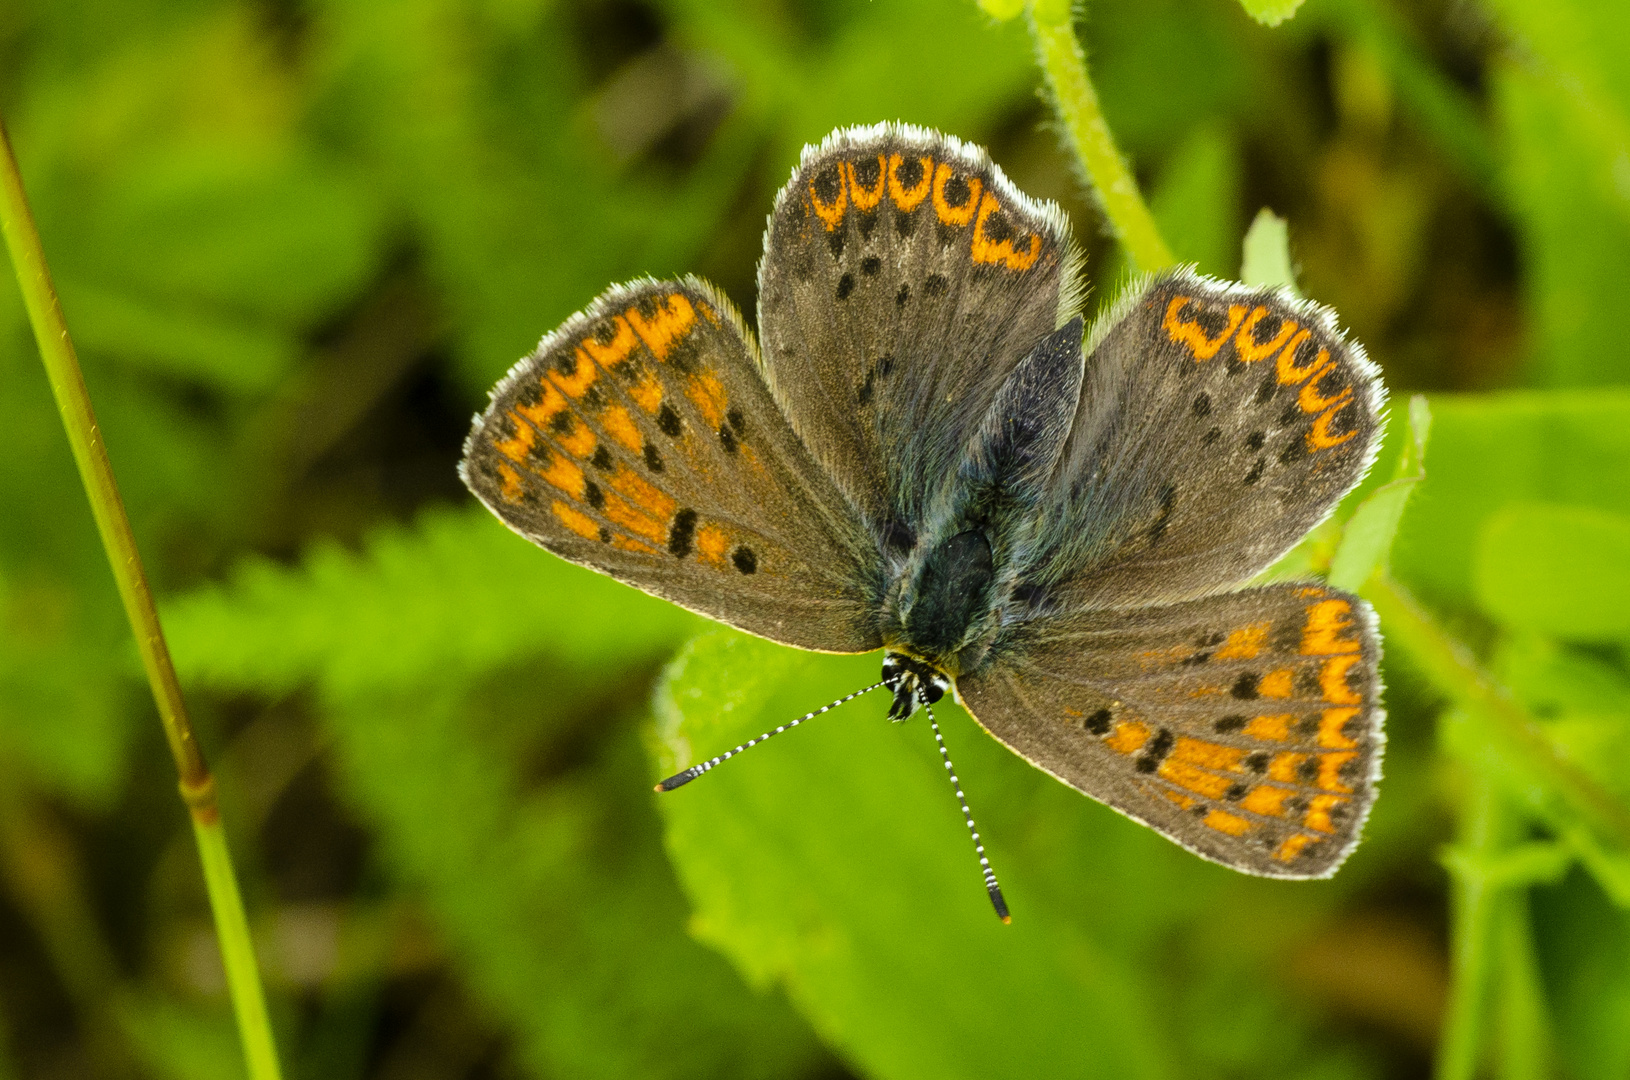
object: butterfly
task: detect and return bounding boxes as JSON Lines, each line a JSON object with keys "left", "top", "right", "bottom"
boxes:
{"left": 460, "top": 123, "right": 1386, "bottom": 921}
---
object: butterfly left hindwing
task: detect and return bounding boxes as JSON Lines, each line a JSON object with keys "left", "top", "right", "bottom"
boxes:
{"left": 462, "top": 278, "right": 880, "bottom": 653}
{"left": 958, "top": 583, "right": 1383, "bottom": 878}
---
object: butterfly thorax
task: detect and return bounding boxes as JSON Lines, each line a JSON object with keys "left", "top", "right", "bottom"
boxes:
{"left": 880, "top": 525, "right": 1006, "bottom": 677}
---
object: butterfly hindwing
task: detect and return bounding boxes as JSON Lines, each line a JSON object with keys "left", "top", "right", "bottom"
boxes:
{"left": 1025, "top": 270, "right": 1385, "bottom": 610}
{"left": 757, "top": 123, "right": 1082, "bottom": 533}
{"left": 957, "top": 583, "right": 1384, "bottom": 878}
{"left": 462, "top": 278, "right": 881, "bottom": 653}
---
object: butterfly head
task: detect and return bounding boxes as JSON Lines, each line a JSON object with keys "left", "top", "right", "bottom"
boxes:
{"left": 881, "top": 652, "right": 950, "bottom": 721}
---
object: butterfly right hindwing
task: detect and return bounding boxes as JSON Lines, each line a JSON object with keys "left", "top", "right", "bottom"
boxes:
{"left": 958, "top": 583, "right": 1384, "bottom": 878}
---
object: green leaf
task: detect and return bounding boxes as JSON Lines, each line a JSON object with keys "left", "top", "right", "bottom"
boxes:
{"left": 976, "top": 0, "right": 1027, "bottom": 21}
{"left": 163, "top": 508, "right": 699, "bottom": 697}
{"left": 1474, "top": 504, "right": 1630, "bottom": 642}
{"left": 1237, "top": 0, "right": 1306, "bottom": 28}
{"left": 1327, "top": 394, "right": 1429, "bottom": 591}
{"left": 119, "top": 995, "right": 246, "bottom": 1080}
{"left": 1150, "top": 124, "right": 1242, "bottom": 278}
{"left": 1239, "top": 208, "right": 1298, "bottom": 293}
{"left": 327, "top": 677, "right": 826, "bottom": 1080}
{"left": 654, "top": 630, "right": 1171, "bottom": 1080}
{"left": 1389, "top": 390, "right": 1630, "bottom": 608}
{"left": 1484, "top": 0, "right": 1630, "bottom": 387}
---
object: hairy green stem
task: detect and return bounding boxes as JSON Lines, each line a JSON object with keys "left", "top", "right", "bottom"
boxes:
{"left": 1436, "top": 775, "right": 1502, "bottom": 1080}
{"left": 0, "top": 121, "right": 283, "bottom": 1080}
{"left": 1027, "top": 0, "right": 1175, "bottom": 272}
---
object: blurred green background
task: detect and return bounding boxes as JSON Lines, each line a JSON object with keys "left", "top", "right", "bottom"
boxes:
{"left": 2, "top": 0, "right": 1629, "bottom": 1077}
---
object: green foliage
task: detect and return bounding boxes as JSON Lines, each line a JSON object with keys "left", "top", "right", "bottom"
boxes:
{"left": 6, "top": 0, "right": 1630, "bottom": 1077}
{"left": 1327, "top": 395, "right": 1429, "bottom": 591}
{"left": 1475, "top": 505, "right": 1630, "bottom": 642}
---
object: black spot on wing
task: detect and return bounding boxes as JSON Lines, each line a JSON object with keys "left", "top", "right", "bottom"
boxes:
{"left": 1135, "top": 728, "right": 1174, "bottom": 773}
{"left": 668, "top": 508, "right": 697, "bottom": 557}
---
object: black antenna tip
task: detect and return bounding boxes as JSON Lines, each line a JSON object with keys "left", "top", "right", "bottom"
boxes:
{"left": 656, "top": 767, "right": 700, "bottom": 792}
{"left": 989, "top": 884, "right": 1011, "bottom": 924}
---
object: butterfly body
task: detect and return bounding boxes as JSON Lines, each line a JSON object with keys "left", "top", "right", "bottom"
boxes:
{"left": 463, "top": 123, "right": 1387, "bottom": 884}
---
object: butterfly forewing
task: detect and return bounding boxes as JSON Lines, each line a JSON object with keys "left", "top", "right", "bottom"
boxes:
{"left": 461, "top": 278, "right": 880, "bottom": 653}
{"left": 958, "top": 584, "right": 1383, "bottom": 878}
{"left": 757, "top": 123, "right": 1082, "bottom": 531}
{"left": 1028, "top": 271, "right": 1385, "bottom": 610}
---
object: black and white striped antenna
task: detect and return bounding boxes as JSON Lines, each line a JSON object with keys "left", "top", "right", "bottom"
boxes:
{"left": 922, "top": 695, "right": 1010, "bottom": 923}
{"left": 655, "top": 682, "right": 885, "bottom": 791}
{"left": 654, "top": 679, "right": 1012, "bottom": 923}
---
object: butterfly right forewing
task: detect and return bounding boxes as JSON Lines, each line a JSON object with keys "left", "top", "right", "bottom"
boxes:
{"left": 1026, "top": 270, "right": 1385, "bottom": 611}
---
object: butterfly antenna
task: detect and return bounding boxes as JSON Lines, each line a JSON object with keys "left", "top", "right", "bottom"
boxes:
{"left": 655, "top": 682, "right": 886, "bottom": 792}
{"left": 923, "top": 697, "right": 1011, "bottom": 924}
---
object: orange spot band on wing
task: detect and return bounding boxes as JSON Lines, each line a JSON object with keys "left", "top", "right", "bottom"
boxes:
{"left": 1105, "top": 720, "right": 1151, "bottom": 755}
{"left": 551, "top": 501, "right": 599, "bottom": 540}
{"left": 1301, "top": 599, "right": 1361, "bottom": 656}
{"left": 1163, "top": 297, "right": 1248, "bottom": 360}
{"left": 497, "top": 462, "right": 523, "bottom": 504}
{"left": 1275, "top": 332, "right": 1324, "bottom": 385}
{"left": 601, "top": 488, "right": 666, "bottom": 546}
{"left": 581, "top": 316, "right": 638, "bottom": 367}
{"left": 1216, "top": 621, "right": 1270, "bottom": 660}
{"left": 1319, "top": 707, "right": 1362, "bottom": 749}
{"left": 535, "top": 449, "right": 586, "bottom": 499}
{"left": 1240, "top": 784, "right": 1293, "bottom": 817}
{"left": 686, "top": 369, "right": 727, "bottom": 430}
{"left": 1268, "top": 752, "right": 1308, "bottom": 784}
{"left": 557, "top": 423, "right": 596, "bottom": 459}
{"left": 493, "top": 410, "right": 538, "bottom": 465}
{"left": 1170, "top": 737, "right": 1246, "bottom": 774}
{"left": 1234, "top": 308, "right": 1299, "bottom": 364}
{"left": 695, "top": 523, "right": 731, "bottom": 567}
{"left": 1320, "top": 654, "right": 1365, "bottom": 704}
{"left": 1158, "top": 758, "right": 1235, "bottom": 800}
{"left": 515, "top": 379, "right": 570, "bottom": 430}
{"left": 1259, "top": 669, "right": 1294, "bottom": 699}
{"left": 1317, "top": 752, "right": 1357, "bottom": 793}
{"left": 608, "top": 469, "right": 677, "bottom": 524}
{"left": 551, "top": 349, "right": 601, "bottom": 401}
{"left": 1245, "top": 714, "right": 1295, "bottom": 742}
{"left": 846, "top": 157, "right": 886, "bottom": 210}
{"left": 628, "top": 370, "right": 663, "bottom": 413}
{"left": 1274, "top": 834, "right": 1318, "bottom": 862}
{"left": 888, "top": 154, "right": 932, "bottom": 210}
{"left": 809, "top": 169, "right": 847, "bottom": 229}
{"left": 601, "top": 405, "right": 643, "bottom": 452}
{"left": 932, "top": 163, "right": 982, "bottom": 226}
{"left": 1298, "top": 366, "right": 1352, "bottom": 416}
{"left": 970, "top": 194, "right": 1042, "bottom": 270}
{"left": 1306, "top": 792, "right": 1348, "bottom": 832}
{"left": 626, "top": 294, "right": 696, "bottom": 360}
{"left": 1308, "top": 400, "right": 1360, "bottom": 449}
{"left": 1203, "top": 809, "right": 1252, "bottom": 836}
{"left": 1163, "top": 790, "right": 1198, "bottom": 811}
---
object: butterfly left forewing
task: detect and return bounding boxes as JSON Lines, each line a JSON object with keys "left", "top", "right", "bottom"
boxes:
{"left": 957, "top": 583, "right": 1383, "bottom": 878}
{"left": 462, "top": 278, "right": 881, "bottom": 653}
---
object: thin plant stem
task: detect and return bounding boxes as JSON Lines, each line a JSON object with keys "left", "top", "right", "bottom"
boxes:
{"left": 1436, "top": 772, "right": 1502, "bottom": 1080}
{"left": 0, "top": 121, "right": 283, "bottom": 1080}
{"left": 1027, "top": 0, "right": 1175, "bottom": 272}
